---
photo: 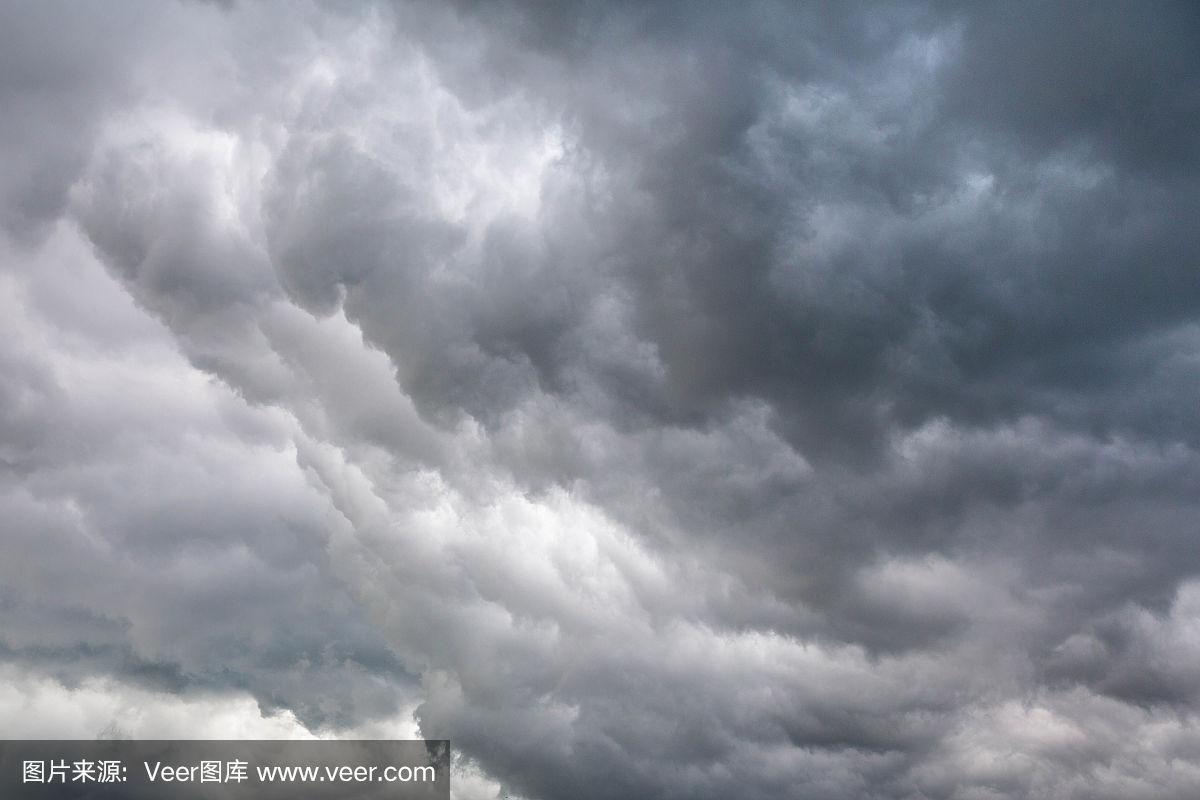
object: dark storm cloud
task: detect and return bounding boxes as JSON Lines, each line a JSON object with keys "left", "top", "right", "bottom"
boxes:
{"left": 2, "top": 1, "right": 1200, "bottom": 798}
{"left": 373, "top": 0, "right": 1200, "bottom": 461}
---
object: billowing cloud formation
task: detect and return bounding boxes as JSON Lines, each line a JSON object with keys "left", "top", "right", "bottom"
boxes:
{"left": 2, "top": 1, "right": 1200, "bottom": 798}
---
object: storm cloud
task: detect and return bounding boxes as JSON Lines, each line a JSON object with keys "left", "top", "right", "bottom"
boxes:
{"left": 2, "top": 1, "right": 1200, "bottom": 798}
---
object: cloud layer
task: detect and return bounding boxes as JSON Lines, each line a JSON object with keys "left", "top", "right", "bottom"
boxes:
{"left": 2, "top": 1, "right": 1200, "bottom": 798}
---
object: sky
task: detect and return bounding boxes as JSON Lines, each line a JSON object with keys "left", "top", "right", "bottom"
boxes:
{"left": 1, "top": 1, "right": 1199, "bottom": 798}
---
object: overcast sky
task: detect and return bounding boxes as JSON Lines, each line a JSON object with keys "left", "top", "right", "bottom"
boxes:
{"left": 2, "top": 1, "right": 1200, "bottom": 798}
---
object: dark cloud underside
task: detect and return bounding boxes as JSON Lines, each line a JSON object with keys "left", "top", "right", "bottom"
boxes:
{"left": 2, "top": 1, "right": 1199, "bottom": 798}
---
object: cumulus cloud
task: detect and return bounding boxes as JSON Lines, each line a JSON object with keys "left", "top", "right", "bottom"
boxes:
{"left": 2, "top": 1, "right": 1199, "bottom": 798}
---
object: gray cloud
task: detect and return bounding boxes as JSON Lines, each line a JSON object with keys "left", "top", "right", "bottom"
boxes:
{"left": 2, "top": 1, "right": 1200, "bottom": 798}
